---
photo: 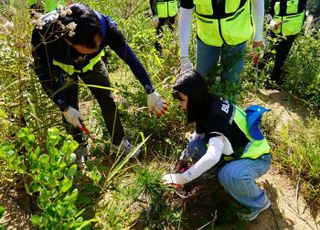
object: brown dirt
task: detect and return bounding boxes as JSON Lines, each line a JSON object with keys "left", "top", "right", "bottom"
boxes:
{"left": 0, "top": 187, "right": 32, "bottom": 229}
{"left": 175, "top": 164, "right": 319, "bottom": 230}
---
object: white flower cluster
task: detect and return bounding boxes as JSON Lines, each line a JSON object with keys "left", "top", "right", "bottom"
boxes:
{"left": 31, "top": 4, "right": 77, "bottom": 38}
{"left": 31, "top": 10, "right": 45, "bottom": 30}
{"left": 56, "top": 4, "right": 72, "bottom": 18}
{"left": 66, "top": 22, "right": 77, "bottom": 37}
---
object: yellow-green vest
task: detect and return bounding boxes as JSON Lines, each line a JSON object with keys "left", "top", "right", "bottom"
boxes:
{"left": 156, "top": 0, "right": 178, "bottom": 18}
{"left": 194, "top": 0, "right": 253, "bottom": 47}
{"left": 224, "top": 105, "right": 271, "bottom": 161}
{"left": 52, "top": 50, "right": 105, "bottom": 76}
{"left": 273, "top": 0, "right": 305, "bottom": 36}
{"left": 28, "top": 0, "right": 67, "bottom": 13}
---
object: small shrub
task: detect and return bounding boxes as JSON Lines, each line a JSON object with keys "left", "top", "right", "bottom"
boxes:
{"left": 0, "top": 127, "right": 94, "bottom": 229}
{"left": 283, "top": 28, "right": 320, "bottom": 107}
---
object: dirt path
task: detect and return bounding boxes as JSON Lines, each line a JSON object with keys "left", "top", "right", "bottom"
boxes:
{"left": 252, "top": 166, "right": 319, "bottom": 230}
{"left": 0, "top": 191, "right": 32, "bottom": 229}
{"left": 246, "top": 89, "right": 319, "bottom": 229}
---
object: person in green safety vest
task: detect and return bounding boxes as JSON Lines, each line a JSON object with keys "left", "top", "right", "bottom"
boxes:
{"left": 150, "top": 0, "right": 179, "bottom": 53}
{"left": 28, "top": 0, "right": 71, "bottom": 13}
{"left": 266, "top": 0, "right": 307, "bottom": 87}
{"left": 179, "top": 0, "right": 265, "bottom": 85}
{"left": 162, "top": 70, "right": 272, "bottom": 221}
{"left": 31, "top": 3, "right": 168, "bottom": 163}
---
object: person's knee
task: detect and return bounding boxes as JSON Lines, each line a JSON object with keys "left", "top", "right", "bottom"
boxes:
{"left": 219, "top": 168, "right": 253, "bottom": 196}
{"left": 218, "top": 164, "right": 248, "bottom": 187}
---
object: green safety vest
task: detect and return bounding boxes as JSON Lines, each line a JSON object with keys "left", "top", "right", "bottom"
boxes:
{"left": 223, "top": 105, "right": 271, "bottom": 161}
{"left": 28, "top": 0, "right": 67, "bottom": 13}
{"left": 194, "top": 0, "right": 253, "bottom": 47}
{"left": 273, "top": 0, "right": 305, "bottom": 36}
{"left": 156, "top": 0, "right": 178, "bottom": 18}
{"left": 52, "top": 50, "right": 105, "bottom": 76}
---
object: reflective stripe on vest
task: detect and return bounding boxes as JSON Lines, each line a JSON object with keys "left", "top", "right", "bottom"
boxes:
{"left": 52, "top": 50, "right": 105, "bottom": 75}
{"left": 273, "top": 0, "right": 305, "bottom": 36}
{"left": 224, "top": 105, "right": 270, "bottom": 161}
{"left": 194, "top": 0, "right": 253, "bottom": 47}
{"left": 156, "top": 0, "right": 178, "bottom": 18}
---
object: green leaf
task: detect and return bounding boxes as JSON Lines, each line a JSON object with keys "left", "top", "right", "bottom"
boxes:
{"left": 29, "top": 182, "right": 41, "bottom": 193}
{"left": 60, "top": 178, "right": 73, "bottom": 193}
{"left": 68, "top": 153, "right": 77, "bottom": 164}
{"left": 38, "top": 190, "right": 50, "bottom": 205}
{"left": 75, "top": 220, "right": 91, "bottom": 230}
{"left": 0, "top": 206, "right": 5, "bottom": 218}
{"left": 64, "top": 189, "right": 78, "bottom": 203}
{"left": 38, "top": 154, "right": 49, "bottom": 164}
{"left": 31, "top": 215, "right": 41, "bottom": 225}
{"left": 17, "top": 128, "right": 29, "bottom": 139}
{"left": 0, "top": 109, "right": 8, "bottom": 119}
{"left": 57, "top": 157, "right": 67, "bottom": 169}
{"left": 68, "top": 164, "right": 77, "bottom": 177}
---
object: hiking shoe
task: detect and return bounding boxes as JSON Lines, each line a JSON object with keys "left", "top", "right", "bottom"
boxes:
{"left": 238, "top": 198, "right": 271, "bottom": 221}
{"left": 112, "top": 139, "right": 141, "bottom": 158}
{"left": 75, "top": 145, "right": 88, "bottom": 166}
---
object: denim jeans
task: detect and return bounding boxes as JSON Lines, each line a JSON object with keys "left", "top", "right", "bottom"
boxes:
{"left": 196, "top": 39, "right": 246, "bottom": 82}
{"left": 187, "top": 139, "right": 272, "bottom": 210}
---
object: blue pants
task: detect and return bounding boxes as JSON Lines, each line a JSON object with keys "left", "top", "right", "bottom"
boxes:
{"left": 187, "top": 139, "right": 272, "bottom": 210}
{"left": 196, "top": 39, "right": 246, "bottom": 82}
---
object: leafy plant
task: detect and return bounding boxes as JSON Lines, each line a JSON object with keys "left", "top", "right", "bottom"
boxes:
{"left": 282, "top": 28, "right": 320, "bottom": 107}
{"left": 0, "top": 127, "right": 96, "bottom": 229}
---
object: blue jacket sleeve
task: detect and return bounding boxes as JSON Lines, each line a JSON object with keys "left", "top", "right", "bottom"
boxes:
{"left": 104, "top": 17, "right": 155, "bottom": 94}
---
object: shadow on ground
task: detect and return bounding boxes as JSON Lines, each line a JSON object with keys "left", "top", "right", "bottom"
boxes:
{"left": 172, "top": 177, "right": 297, "bottom": 230}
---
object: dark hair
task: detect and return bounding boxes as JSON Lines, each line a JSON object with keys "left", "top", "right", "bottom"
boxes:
{"left": 60, "top": 3, "right": 102, "bottom": 49}
{"left": 172, "top": 70, "right": 210, "bottom": 123}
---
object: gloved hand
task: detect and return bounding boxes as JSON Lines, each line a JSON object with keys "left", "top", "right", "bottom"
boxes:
{"left": 189, "top": 131, "right": 205, "bottom": 142}
{"left": 180, "top": 57, "right": 193, "bottom": 73}
{"left": 62, "top": 106, "right": 84, "bottom": 128}
{"left": 267, "top": 14, "right": 282, "bottom": 32}
{"left": 147, "top": 91, "right": 168, "bottom": 117}
{"left": 162, "top": 173, "right": 188, "bottom": 188}
{"left": 153, "top": 16, "right": 159, "bottom": 27}
{"left": 269, "top": 19, "right": 281, "bottom": 31}
{"left": 251, "top": 40, "right": 265, "bottom": 65}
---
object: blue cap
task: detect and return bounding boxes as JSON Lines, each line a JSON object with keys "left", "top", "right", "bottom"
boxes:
{"left": 246, "top": 105, "right": 271, "bottom": 140}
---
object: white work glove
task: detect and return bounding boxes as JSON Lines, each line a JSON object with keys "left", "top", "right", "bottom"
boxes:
{"left": 189, "top": 131, "right": 205, "bottom": 142}
{"left": 153, "top": 16, "right": 159, "bottom": 27}
{"left": 269, "top": 19, "right": 283, "bottom": 31}
{"left": 180, "top": 57, "right": 193, "bottom": 73}
{"left": 162, "top": 173, "right": 189, "bottom": 188}
{"left": 147, "top": 91, "right": 168, "bottom": 117}
{"left": 267, "top": 14, "right": 282, "bottom": 31}
{"left": 62, "top": 106, "right": 84, "bottom": 128}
